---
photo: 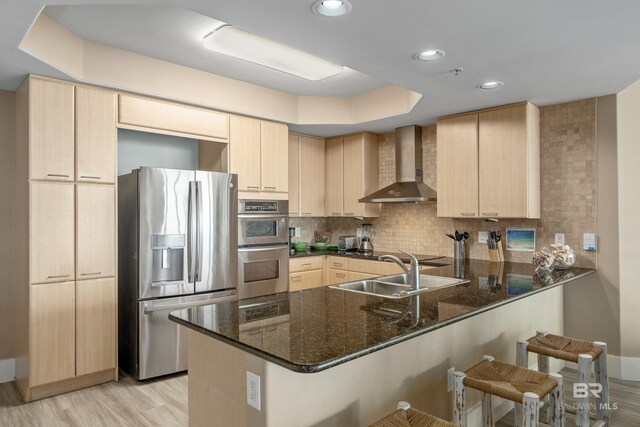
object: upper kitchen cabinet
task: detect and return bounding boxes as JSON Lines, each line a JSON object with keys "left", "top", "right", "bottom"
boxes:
{"left": 118, "top": 94, "right": 229, "bottom": 141}
{"left": 325, "top": 133, "right": 380, "bottom": 218}
{"left": 289, "top": 133, "right": 325, "bottom": 217}
{"left": 76, "top": 87, "right": 117, "bottom": 184}
{"left": 229, "top": 116, "right": 289, "bottom": 198}
{"left": 29, "top": 78, "right": 75, "bottom": 182}
{"left": 437, "top": 102, "right": 540, "bottom": 219}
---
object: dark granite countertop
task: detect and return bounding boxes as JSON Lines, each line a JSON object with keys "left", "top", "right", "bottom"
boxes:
{"left": 290, "top": 249, "right": 446, "bottom": 264}
{"left": 170, "top": 260, "right": 595, "bottom": 373}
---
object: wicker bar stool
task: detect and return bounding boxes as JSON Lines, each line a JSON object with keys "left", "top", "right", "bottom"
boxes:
{"left": 370, "top": 402, "right": 458, "bottom": 427}
{"left": 516, "top": 331, "right": 610, "bottom": 427}
{"left": 453, "top": 356, "right": 565, "bottom": 427}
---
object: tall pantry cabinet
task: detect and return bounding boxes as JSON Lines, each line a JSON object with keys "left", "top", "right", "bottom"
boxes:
{"left": 15, "top": 76, "right": 117, "bottom": 402}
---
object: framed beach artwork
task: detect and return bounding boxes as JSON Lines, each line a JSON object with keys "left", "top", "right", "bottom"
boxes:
{"left": 506, "top": 228, "right": 536, "bottom": 252}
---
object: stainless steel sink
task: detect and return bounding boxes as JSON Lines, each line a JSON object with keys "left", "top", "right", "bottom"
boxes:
{"left": 329, "top": 275, "right": 469, "bottom": 299}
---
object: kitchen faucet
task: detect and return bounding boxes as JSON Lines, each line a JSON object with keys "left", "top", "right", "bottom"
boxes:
{"left": 378, "top": 250, "right": 421, "bottom": 290}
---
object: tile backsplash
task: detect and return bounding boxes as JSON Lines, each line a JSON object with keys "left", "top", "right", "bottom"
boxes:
{"left": 291, "top": 99, "right": 597, "bottom": 268}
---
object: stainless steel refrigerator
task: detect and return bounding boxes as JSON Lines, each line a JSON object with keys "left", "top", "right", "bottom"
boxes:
{"left": 118, "top": 167, "right": 238, "bottom": 380}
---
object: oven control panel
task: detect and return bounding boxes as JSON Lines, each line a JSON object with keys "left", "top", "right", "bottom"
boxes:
{"left": 240, "top": 199, "right": 288, "bottom": 215}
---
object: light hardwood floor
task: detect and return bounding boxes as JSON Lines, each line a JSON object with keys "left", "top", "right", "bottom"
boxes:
{"left": 0, "top": 368, "right": 637, "bottom": 426}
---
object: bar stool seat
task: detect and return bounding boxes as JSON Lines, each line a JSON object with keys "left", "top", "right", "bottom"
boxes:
{"left": 526, "top": 333, "right": 603, "bottom": 363}
{"left": 370, "top": 406, "right": 457, "bottom": 427}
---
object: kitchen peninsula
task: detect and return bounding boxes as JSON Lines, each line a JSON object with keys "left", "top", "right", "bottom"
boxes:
{"left": 170, "top": 260, "right": 594, "bottom": 427}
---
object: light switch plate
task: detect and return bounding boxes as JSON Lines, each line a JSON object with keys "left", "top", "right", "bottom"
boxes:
{"left": 247, "top": 371, "right": 261, "bottom": 410}
{"left": 294, "top": 227, "right": 301, "bottom": 237}
{"left": 584, "top": 233, "right": 597, "bottom": 251}
{"left": 478, "top": 231, "right": 489, "bottom": 244}
{"left": 555, "top": 233, "right": 565, "bottom": 245}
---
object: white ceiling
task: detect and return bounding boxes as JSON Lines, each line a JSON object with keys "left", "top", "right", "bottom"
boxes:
{"left": 2, "top": 0, "right": 640, "bottom": 136}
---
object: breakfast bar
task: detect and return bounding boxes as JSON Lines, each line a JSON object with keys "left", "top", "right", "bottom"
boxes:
{"left": 170, "top": 260, "right": 594, "bottom": 427}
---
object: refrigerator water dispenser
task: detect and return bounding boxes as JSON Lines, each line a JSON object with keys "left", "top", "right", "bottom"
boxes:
{"left": 151, "top": 234, "right": 185, "bottom": 283}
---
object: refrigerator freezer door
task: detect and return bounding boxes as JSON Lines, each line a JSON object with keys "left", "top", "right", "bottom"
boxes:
{"left": 139, "top": 167, "right": 195, "bottom": 299}
{"left": 137, "top": 290, "right": 237, "bottom": 380}
{"left": 194, "top": 171, "right": 238, "bottom": 294}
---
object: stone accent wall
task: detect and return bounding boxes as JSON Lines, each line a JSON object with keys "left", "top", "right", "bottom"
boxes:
{"left": 293, "top": 99, "right": 597, "bottom": 268}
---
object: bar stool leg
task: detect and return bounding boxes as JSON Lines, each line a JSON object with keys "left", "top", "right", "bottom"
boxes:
{"left": 594, "top": 342, "right": 610, "bottom": 426}
{"left": 522, "top": 392, "right": 540, "bottom": 427}
{"left": 548, "top": 373, "right": 566, "bottom": 427}
{"left": 482, "top": 393, "right": 494, "bottom": 427}
{"left": 453, "top": 371, "right": 467, "bottom": 427}
{"left": 515, "top": 340, "right": 529, "bottom": 425}
{"left": 576, "top": 354, "right": 592, "bottom": 427}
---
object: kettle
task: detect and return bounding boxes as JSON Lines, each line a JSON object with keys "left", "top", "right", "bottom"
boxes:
{"left": 358, "top": 237, "right": 374, "bottom": 255}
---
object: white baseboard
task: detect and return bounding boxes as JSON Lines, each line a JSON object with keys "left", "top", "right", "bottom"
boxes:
{"left": 607, "top": 354, "right": 640, "bottom": 381}
{"left": 0, "top": 358, "right": 15, "bottom": 384}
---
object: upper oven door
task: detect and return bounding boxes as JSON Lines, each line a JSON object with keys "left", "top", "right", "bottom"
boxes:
{"left": 238, "top": 215, "right": 288, "bottom": 247}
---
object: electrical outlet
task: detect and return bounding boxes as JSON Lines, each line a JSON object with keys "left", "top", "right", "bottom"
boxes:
{"left": 447, "top": 368, "right": 455, "bottom": 392}
{"left": 247, "top": 371, "right": 261, "bottom": 410}
{"left": 478, "top": 231, "right": 489, "bottom": 244}
{"left": 584, "top": 233, "right": 597, "bottom": 251}
{"left": 356, "top": 227, "right": 363, "bottom": 238}
{"left": 555, "top": 233, "right": 565, "bottom": 245}
{"left": 294, "top": 227, "right": 301, "bottom": 237}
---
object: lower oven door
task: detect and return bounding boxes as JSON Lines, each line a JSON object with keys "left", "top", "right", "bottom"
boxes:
{"left": 238, "top": 245, "right": 290, "bottom": 299}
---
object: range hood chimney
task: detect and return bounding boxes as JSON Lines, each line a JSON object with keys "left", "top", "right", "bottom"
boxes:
{"left": 359, "top": 125, "right": 437, "bottom": 203}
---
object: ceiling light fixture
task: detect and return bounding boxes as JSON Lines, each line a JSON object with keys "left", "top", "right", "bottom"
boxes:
{"left": 202, "top": 25, "right": 343, "bottom": 81}
{"left": 479, "top": 81, "right": 504, "bottom": 90}
{"left": 414, "top": 49, "right": 446, "bottom": 61}
{"left": 312, "top": 0, "right": 352, "bottom": 17}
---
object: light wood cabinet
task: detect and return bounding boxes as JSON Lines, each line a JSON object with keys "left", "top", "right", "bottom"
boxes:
{"left": 288, "top": 135, "right": 300, "bottom": 215}
{"left": 325, "top": 137, "right": 344, "bottom": 216}
{"left": 118, "top": 94, "right": 229, "bottom": 141}
{"left": 29, "top": 282, "right": 76, "bottom": 387}
{"left": 76, "top": 184, "right": 116, "bottom": 279}
{"left": 229, "top": 116, "right": 288, "bottom": 195}
{"left": 29, "top": 182, "right": 75, "bottom": 285}
{"left": 289, "top": 270, "right": 324, "bottom": 291}
{"left": 324, "top": 133, "right": 380, "bottom": 218}
{"left": 289, "top": 133, "right": 326, "bottom": 216}
{"left": 328, "top": 256, "right": 348, "bottom": 270}
{"left": 76, "top": 278, "right": 116, "bottom": 376}
{"left": 348, "top": 258, "right": 406, "bottom": 276}
{"left": 261, "top": 121, "right": 289, "bottom": 193}
{"left": 348, "top": 271, "right": 378, "bottom": 281}
{"left": 328, "top": 269, "right": 349, "bottom": 285}
{"left": 290, "top": 256, "right": 324, "bottom": 272}
{"left": 29, "top": 78, "right": 75, "bottom": 182}
{"left": 76, "top": 87, "right": 117, "bottom": 184}
{"left": 437, "top": 102, "right": 540, "bottom": 219}
{"left": 437, "top": 114, "right": 479, "bottom": 218}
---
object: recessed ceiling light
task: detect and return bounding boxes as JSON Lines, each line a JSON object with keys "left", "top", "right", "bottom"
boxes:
{"left": 479, "top": 81, "right": 504, "bottom": 90}
{"left": 414, "top": 49, "right": 446, "bottom": 61}
{"left": 312, "top": 0, "right": 352, "bottom": 17}
{"left": 203, "top": 25, "right": 343, "bottom": 81}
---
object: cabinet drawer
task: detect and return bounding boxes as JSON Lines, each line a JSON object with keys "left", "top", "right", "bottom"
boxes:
{"left": 348, "top": 258, "right": 406, "bottom": 276}
{"left": 289, "top": 270, "right": 324, "bottom": 292}
{"left": 328, "top": 269, "right": 349, "bottom": 285}
{"left": 118, "top": 94, "right": 229, "bottom": 140}
{"left": 290, "top": 256, "right": 324, "bottom": 273}
{"left": 328, "top": 256, "right": 348, "bottom": 270}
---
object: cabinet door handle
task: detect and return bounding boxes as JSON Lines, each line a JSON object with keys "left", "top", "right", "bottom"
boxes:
{"left": 246, "top": 186, "right": 260, "bottom": 190}
{"left": 266, "top": 327, "right": 278, "bottom": 332}
{"left": 264, "top": 186, "right": 276, "bottom": 190}
{"left": 81, "top": 272, "right": 102, "bottom": 276}
{"left": 336, "top": 273, "right": 346, "bottom": 278}
{"left": 291, "top": 275, "right": 302, "bottom": 281}
{"left": 333, "top": 263, "right": 343, "bottom": 267}
{"left": 47, "top": 274, "right": 70, "bottom": 279}
{"left": 302, "top": 212, "right": 312, "bottom": 215}
{"left": 331, "top": 212, "right": 342, "bottom": 216}
{"left": 460, "top": 213, "right": 476, "bottom": 217}
{"left": 301, "top": 263, "right": 311, "bottom": 267}
{"left": 47, "top": 174, "right": 69, "bottom": 178}
{"left": 80, "top": 175, "right": 102, "bottom": 180}
{"left": 344, "top": 212, "right": 355, "bottom": 216}
{"left": 249, "top": 330, "right": 262, "bottom": 336}
{"left": 482, "top": 212, "right": 499, "bottom": 216}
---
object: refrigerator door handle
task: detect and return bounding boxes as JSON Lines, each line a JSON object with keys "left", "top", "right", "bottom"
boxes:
{"left": 142, "top": 293, "right": 237, "bottom": 313}
{"left": 195, "top": 181, "right": 204, "bottom": 282}
{"left": 188, "top": 181, "right": 198, "bottom": 283}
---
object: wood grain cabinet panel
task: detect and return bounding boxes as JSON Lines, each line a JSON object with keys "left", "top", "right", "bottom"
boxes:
{"left": 76, "top": 184, "right": 116, "bottom": 279}
{"left": 299, "top": 136, "right": 325, "bottom": 216}
{"left": 29, "top": 281, "right": 76, "bottom": 387}
{"left": 29, "top": 182, "right": 75, "bottom": 284}
{"left": 348, "top": 271, "right": 378, "bottom": 281}
{"left": 324, "top": 138, "right": 344, "bottom": 216}
{"left": 118, "top": 94, "right": 229, "bottom": 140}
{"left": 260, "top": 121, "right": 289, "bottom": 193}
{"left": 289, "top": 270, "right": 324, "bottom": 291}
{"left": 437, "top": 114, "right": 479, "bottom": 218}
{"left": 29, "top": 79, "right": 75, "bottom": 182}
{"left": 290, "top": 256, "right": 324, "bottom": 273}
{"left": 288, "top": 134, "right": 300, "bottom": 215}
{"left": 229, "top": 116, "right": 261, "bottom": 191}
{"left": 76, "top": 278, "right": 116, "bottom": 376}
{"left": 76, "top": 87, "right": 117, "bottom": 184}
{"left": 328, "top": 269, "right": 349, "bottom": 285}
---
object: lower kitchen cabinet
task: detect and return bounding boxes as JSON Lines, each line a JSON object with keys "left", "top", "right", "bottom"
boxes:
{"left": 29, "top": 282, "right": 76, "bottom": 387}
{"left": 76, "top": 278, "right": 117, "bottom": 376}
{"left": 348, "top": 272, "right": 378, "bottom": 281}
{"left": 328, "top": 269, "right": 349, "bottom": 285}
{"left": 290, "top": 270, "right": 324, "bottom": 291}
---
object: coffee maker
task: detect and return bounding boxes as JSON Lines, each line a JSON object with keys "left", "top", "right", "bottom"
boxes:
{"left": 358, "top": 223, "right": 375, "bottom": 255}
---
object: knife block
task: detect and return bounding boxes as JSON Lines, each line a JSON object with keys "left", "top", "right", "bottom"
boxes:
{"left": 488, "top": 241, "right": 504, "bottom": 262}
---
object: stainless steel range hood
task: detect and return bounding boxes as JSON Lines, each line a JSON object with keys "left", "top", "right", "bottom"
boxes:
{"left": 359, "top": 125, "right": 437, "bottom": 203}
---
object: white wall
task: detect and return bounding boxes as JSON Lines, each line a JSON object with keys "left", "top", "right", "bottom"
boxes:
{"left": 117, "top": 129, "right": 198, "bottom": 176}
